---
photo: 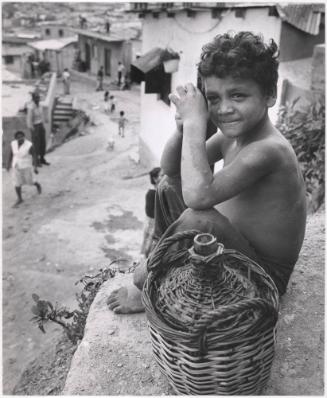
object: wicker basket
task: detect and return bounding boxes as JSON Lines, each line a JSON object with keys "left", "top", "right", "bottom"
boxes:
{"left": 142, "top": 230, "right": 279, "bottom": 395}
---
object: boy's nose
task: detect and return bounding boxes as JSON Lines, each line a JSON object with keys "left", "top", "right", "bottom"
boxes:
{"left": 217, "top": 100, "right": 234, "bottom": 115}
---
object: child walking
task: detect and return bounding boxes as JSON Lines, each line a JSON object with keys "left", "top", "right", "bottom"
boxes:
{"left": 118, "top": 111, "right": 128, "bottom": 137}
{"left": 109, "top": 95, "right": 116, "bottom": 113}
{"left": 104, "top": 91, "right": 110, "bottom": 113}
{"left": 6, "top": 131, "right": 42, "bottom": 208}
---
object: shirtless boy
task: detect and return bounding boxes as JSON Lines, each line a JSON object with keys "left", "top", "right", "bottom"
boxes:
{"left": 108, "top": 31, "right": 307, "bottom": 314}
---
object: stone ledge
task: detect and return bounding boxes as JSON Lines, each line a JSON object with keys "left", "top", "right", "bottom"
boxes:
{"left": 63, "top": 273, "right": 171, "bottom": 395}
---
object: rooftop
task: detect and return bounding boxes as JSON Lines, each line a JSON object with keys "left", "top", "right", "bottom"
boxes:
{"left": 27, "top": 36, "right": 78, "bottom": 51}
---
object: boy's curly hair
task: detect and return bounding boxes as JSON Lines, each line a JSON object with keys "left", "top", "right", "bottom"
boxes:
{"left": 198, "top": 31, "right": 279, "bottom": 96}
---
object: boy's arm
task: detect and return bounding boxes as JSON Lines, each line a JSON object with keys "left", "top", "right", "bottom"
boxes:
{"left": 161, "top": 118, "right": 223, "bottom": 178}
{"left": 160, "top": 129, "right": 183, "bottom": 177}
{"left": 183, "top": 130, "right": 277, "bottom": 208}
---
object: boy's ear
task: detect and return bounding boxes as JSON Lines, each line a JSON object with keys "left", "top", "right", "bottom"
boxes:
{"left": 266, "top": 94, "right": 277, "bottom": 108}
{"left": 266, "top": 88, "right": 277, "bottom": 108}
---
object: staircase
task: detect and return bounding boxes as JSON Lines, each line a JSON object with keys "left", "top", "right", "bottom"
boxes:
{"left": 52, "top": 96, "right": 74, "bottom": 127}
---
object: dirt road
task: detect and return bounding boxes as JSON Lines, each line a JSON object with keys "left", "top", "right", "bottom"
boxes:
{"left": 2, "top": 82, "right": 149, "bottom": 394}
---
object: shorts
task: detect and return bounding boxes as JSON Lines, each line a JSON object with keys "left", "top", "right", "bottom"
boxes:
{"left": 13, "top": 167, "right": 35, "bottom": 187}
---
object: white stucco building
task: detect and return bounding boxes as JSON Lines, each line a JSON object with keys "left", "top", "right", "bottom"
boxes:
{"left": 128, "top": 2, "right": 325, "bottom": 167}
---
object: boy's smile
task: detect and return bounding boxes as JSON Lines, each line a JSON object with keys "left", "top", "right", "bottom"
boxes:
{"left": 204, "top": 75, "right": 275, "bottom": 141}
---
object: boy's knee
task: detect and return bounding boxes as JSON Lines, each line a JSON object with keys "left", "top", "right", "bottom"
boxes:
{"left": 178, "top": 208, "right": 229, "bottom": 235}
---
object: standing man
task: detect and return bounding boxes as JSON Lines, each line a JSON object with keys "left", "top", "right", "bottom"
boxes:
{"left": 62, "top": 68, "right": 71, "bottom": 95}
{"left": 96, "top": 66, "right": 104, "bottom": 91}
{"left": 117, "top": 61, "right": 125, "bottom": 87}
{"left": 26, "top": 92, "right": 50, "bottom": 166}
{"left": 6, "top": 131, "right": 42, "bottom": 208}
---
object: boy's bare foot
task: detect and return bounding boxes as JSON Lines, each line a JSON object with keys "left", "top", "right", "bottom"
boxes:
{"left": 12, "top": 199, "right": 23, "bottom": 208}
{"left": 107, "top": 285, "right": 144, "bottom": 314}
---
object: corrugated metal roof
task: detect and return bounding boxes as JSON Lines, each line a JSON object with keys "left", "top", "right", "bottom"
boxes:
{"left": 277, "top": 4, "right": 324, "bottom": 35}
{"left": 27, "top": 36, "right": 77, "bottom": 51}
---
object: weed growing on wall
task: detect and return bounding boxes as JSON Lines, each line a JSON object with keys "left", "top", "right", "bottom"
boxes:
{"left": 30, "top": 259, "right": 137, "bottom": 344}
{"left": 276, "top": 97, "right": 325, "bottom": 213}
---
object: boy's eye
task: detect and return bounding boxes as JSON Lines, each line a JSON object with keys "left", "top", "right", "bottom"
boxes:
{"left": 207, "top": 97, "right": 219, "bottom": 104}
{"left": 231, "top": 93, "right": 246, "bottom": 100}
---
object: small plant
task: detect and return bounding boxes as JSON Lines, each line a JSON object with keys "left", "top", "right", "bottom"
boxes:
{"left": 30, "top": 259, "right": 137, "bottom": 344}
{"left": 276, "top": 96, "right": 325, "bottom": 212}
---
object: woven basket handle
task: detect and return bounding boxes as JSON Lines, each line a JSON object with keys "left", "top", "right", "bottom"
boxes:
{"left": 147, "top": 229, "right": 201, "bottom": 273}
{"left": 193, "top": 298, "right": 278, "bottom": 354}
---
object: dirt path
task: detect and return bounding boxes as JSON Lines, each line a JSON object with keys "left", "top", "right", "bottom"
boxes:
{"left": 2, "top": 82, "right": 149, "bottom": 394}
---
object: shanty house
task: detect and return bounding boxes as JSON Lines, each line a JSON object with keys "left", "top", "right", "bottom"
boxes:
{"left": 73, "top": 27, "right": 141, "bottom": 78}
{"left": 27, "top": 36, "right": 78, "bottom": 75}
{"left": 2, "top": 33, "right": 40, "bottom": 78}
{"left": 129, "top": 2, "right": 325, "bottom": 167}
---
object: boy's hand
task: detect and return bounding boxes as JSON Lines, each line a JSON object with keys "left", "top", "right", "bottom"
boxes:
{"left": 34, "top": 167, "right": 38, "bottom": 174}
{"left": 169, "top": 83, "right": 208, "bottom": 127}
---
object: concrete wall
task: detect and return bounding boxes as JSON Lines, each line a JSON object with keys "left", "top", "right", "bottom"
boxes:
{"left": 41, "top": 72, "right": 57, "bottom": 138}
{"left": 2, "top": 55, "right": 22, "bottom": 75}
{"left": 311, "top": 44, "right": 325, "bottom": 99}
{"left": 279, "top": 22, "right": 325, "bottom": 62}
{"left": 40, "top": 25, "right": 74, "bottom": 39}
{"left": 139, "top": 8, "right": 282, "bottom": 167}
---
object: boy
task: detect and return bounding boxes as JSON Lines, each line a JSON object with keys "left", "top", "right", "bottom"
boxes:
{"left": 7, "top": 131, "right": 42, "bottom": 208}
{"left": 107, "top": 31, "right": 307, "bottom": 314}
{"left": 118, "top": 111, "right": 127, "bottom": 138}
{"left": 109, "top": 95, "right": 116, "bottom": 113}
{"left": 104, "top": 91, "right": 110, "bottom": 113}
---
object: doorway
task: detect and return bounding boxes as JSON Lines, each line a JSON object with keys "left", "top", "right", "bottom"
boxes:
{"left": 84, "top": 43, "right": 91, "bottom": 70}
{"left": 104, "top": 49, "right": 111, "bottom": 76}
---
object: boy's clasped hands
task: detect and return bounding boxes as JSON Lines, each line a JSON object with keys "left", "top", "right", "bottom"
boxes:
{"left": 169, "top": 83, "right": 208, "bottom": 137}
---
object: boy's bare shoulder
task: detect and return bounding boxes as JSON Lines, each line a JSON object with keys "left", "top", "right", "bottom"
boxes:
{"left": 243, "top": 132, "right": 296, "bottom": 167}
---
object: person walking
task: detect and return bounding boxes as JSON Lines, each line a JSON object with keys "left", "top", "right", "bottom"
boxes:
{"left": 6, "top": 131, "right": 42, "bottom": 208}
{"left": 96, "top": 66, "right": 104, "bottom": 91}
{"left": 26, "top": 92, "right": 50, "bottom": 166}
{"left": 117, "top": 62, "right": 125, "bottom": 87}
{"left": 62, "top": 68, "right": 71, "bottom": 95}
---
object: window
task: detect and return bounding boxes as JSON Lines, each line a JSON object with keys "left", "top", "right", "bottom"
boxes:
{"left": 235, "top": 8, "right": 246, "bottom": 18}
{"left": 4, "top": 55, "right": 14, "bottom": 64}
{"left": 58, "top": 29, "right": 64, "bottom": 37}
{"left": 45, "top": 28, "right": 51, "bottom": 35}
{"left": 144, "top": 64, "right": 171, "bottom": 106}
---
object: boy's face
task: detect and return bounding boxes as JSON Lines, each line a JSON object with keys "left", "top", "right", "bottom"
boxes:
{"left": 204, "top": 75, "right": 276, "bottom": 139}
